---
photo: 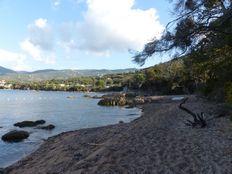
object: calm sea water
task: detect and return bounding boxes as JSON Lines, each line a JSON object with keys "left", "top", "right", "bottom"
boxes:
{"left": 0, "top": 90, "right": 141, "bottom": 167}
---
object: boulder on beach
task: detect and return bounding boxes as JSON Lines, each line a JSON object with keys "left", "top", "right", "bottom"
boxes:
{"left": 37, "top": 124, "right": 55, "bottom": 130}
{"left": 14, "top": 120, "right": 46, "bottom": 128}
{"left": 1, "top": 130, "right": 29, "bottom": 142}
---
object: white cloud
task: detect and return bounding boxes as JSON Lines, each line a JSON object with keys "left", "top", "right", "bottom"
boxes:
{"left": 52, "top": 0, "right": 61, "bottom": 7}
{"left": 0, "top": 49, "right": 30, "bottom": 71}
{"left": 20, "top": 18, "right": 56, "bottom": 65}
{"left": 34, "top": 18, "right": 48, "bottom": 29}
{"left": 20, "top": 39, "right": 56, "bottom": 65}
{"left": 20, "top": 39, "right": 40, "bottom": 59}
{"left": 10, "top": 1, "right": 163, "bottom": 70}
{"left": 58, "top": 22, "right": 79, "bottom": 52}
{"left": 27, "top": 18, "right": 53, "bottom": 50}
{"left": 58, "top": 39, "right": 78, "bottom": 53}
{"left": 76, "top": 0, "right": 164, "bottom": 55}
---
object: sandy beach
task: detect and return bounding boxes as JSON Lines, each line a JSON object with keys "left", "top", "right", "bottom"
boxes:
{"left": 2, "top": 95, "right": 232, "bottom": 174}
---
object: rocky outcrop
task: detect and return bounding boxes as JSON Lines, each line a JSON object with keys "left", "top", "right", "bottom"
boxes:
{"left": 14, "top": 120, "right": 46, "bottom": 128}
{"left": 1, "top": 130, "right": 29, "bottom": 142}
{"left": 98, "top": 93, "right": 150, "bottom": 106}
{"left": 98, "top": 94, "right": 127, "bottom": 106}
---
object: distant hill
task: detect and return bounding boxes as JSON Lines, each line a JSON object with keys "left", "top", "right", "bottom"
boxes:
{"left": 0, "top": 66, "right": 16, "bottom": 75}
{"left": 29, "top": 69, "right": 57, "bottom": 74}
{"left": 0, "top": 66, "right": 136, "bottom": 82}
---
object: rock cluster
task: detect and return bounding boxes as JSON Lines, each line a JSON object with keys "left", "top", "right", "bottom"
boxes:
{"left": 1, "top": 120, "right": 55, "bottom": 143}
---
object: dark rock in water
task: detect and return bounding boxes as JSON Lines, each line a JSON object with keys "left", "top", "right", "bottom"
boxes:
{"left": 37, "top": 124, "right": 55, "bottom": 130}
{"left": 83, "top": 94, "right": 91, "bottom": 98}
{"left": 119, "top": 120, "right": 124, "bottom": 124}
{"left": 83, "top": 94, "right": 101, "bottom": 99}
{"left": 127, "top": 113, "right": 138, "bottom": 116}
{"left": 14, "top": 120, "right": 46, "bottom": 128}
{"left": 67, "top": 96, "right": 76, "bottom": 99}
{"left": 35, "top": 120, "right": 46, "bottom": 125}
{"left": 125, "top": 105, "right": 134, "bottom": 109}
{"left": 1, "top": 130, "right": 29, "bottom": 142}
{"left": 92, "top": 95, "right": 102, "bottom": 99}
{"left": 14, "top": 121, "right": 35, "bottom": 127}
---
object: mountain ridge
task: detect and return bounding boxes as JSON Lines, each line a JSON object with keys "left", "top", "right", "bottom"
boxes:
{"left": 0, "top": 66, "right": 136, "bottom": 82}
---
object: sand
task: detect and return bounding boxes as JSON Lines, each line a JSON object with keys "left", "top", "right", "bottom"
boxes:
{"left": 2, "top": 95, "right": 232, "bottom": 174}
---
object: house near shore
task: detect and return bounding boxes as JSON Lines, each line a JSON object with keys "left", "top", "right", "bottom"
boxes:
{"left": 59, "top": 84, "right": 66, "bottom": 87}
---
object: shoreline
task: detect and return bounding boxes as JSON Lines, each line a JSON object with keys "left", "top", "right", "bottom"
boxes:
{"left": 0, "top": 90, "right": 141, "bottom": 169}
{"left": 2, "top": 95, "right": 232, "bottom": 174}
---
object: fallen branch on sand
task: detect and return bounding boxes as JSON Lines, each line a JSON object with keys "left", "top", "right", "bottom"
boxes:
{"left": 179, "top": 98, "right": 207, "bottom": 128}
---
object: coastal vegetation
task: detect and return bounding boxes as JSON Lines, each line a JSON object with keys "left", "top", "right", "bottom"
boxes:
{"left": 0, "top": 60, "right": 190, "bottom": 94}
{"left": 0, "top": 51, "right": 230, "bottom": 103}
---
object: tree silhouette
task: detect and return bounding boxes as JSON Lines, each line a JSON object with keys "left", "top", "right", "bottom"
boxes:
{"left": 133, "top": 0, "right": 232, "bottom": 66}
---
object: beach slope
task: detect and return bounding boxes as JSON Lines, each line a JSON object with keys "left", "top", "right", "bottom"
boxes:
{"left": 3, "top": 96, "right": 232, "bottom": 174}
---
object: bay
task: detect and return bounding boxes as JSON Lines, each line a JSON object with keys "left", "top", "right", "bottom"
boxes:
{"left": 0, "top": 90, "right": 141, "bottom": 167}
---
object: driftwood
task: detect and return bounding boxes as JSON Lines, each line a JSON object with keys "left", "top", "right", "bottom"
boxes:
{"left": 179, "top": 98, "right": 207, "bottom": 128}
{"left": 87, "top": 143, "right": 105, "bottom": 146}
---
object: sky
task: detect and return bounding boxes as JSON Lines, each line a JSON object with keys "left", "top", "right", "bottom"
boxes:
{"left": 0, "top": 0, "right": 173, "bottom": 71}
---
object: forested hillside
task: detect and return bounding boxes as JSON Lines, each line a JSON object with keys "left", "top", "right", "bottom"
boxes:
{"left": 133, "top": 0, "right": 232, "bottom": 102}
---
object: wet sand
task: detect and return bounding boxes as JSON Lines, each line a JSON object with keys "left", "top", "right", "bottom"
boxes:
{"left": 3, "top": 96, "right": 232, "bottom": 174}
